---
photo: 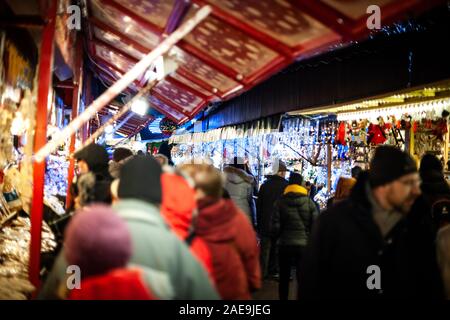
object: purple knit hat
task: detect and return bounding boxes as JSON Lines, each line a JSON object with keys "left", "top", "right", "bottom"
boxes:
{"left": 64, "top": 204, "right": 132, "bottom": 278}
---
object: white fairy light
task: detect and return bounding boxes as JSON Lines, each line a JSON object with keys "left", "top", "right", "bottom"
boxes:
{"left": 131, "top": 98, "right": 149, "bottom": 116}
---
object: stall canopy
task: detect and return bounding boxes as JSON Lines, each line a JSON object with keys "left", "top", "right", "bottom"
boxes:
{"left": 83, "top": 0, "right": 444, "bottom": 133}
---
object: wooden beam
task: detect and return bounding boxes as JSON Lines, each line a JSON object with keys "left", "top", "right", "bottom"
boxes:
{"left": 103, "top": 0, "right": 164, "bottom": 35}
{"left": 89, "top": 17, "right": 151, "bottom": 53}
{"left": 193, "top": 0, "right": 293, "bottom": 57}
{"left": 165, "top": 75, "right": 210, "bottom": 100}
{"left": 29, "top": 0, "right": 57, "bottom": 293}
{"left": 151, "top": 91, "right": 191, "bottom": 117}
{"left": 290, "top": 0, "right": 355, "bottom": 41}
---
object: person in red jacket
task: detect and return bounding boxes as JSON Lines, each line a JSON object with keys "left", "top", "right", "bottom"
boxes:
{"left": 160, "top": 167, "right": 214, "bottom": 278}
{"left": 179, "top": 163, "right": 261, "bottom": 300}
{"left": 63, "top": 204, "right": 155, "bottom": 300}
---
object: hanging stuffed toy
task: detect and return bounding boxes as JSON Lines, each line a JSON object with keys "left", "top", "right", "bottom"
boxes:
{"left": 388, "top": 115, "right": 404, "bottom": 146}
{"left": 400, "top": 114, "right": 413, "bottom": 130}
{"left": 358, "top": 119, "right": 369, "bottom": 145}
{"left": 433, "top": 118, "right": 448, "bottom": 141}
{"left": 349, "top": 120, "right": 359, "bottom": 144}
{"left": 377, "top": 116, "right": 389, "bottom": 133}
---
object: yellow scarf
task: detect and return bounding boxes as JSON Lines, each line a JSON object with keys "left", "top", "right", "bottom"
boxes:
{"left": 284, "top": 184, "right": 308, "bottom": 196}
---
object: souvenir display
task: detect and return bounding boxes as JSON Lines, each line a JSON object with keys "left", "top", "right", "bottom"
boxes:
{"left": 0, "top": 216, "right": 57, "bottom": 300}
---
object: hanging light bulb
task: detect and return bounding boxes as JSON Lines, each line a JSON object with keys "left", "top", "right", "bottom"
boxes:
{"left": 105, "top": 124, "right": 114, "bottom": 134}
{"left": 131, "top": 98, "right": 149, "bottom": 116}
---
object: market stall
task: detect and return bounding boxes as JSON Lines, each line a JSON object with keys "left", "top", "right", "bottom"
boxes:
{"left": 0, "top": 24, "right": 58, "bottom": 299}
{"left": 169, "top": 115, "right": 340, "bottom": 209}
{"left": 0, "top": 0, "right": 447, "bottom": 300}
{"left": 169, "top": 82, "right": 450, "bottom": 210}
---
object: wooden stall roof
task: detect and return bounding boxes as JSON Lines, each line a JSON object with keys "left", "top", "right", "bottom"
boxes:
{"left": 83, "top": 0, "right": 444, "bottom": 130}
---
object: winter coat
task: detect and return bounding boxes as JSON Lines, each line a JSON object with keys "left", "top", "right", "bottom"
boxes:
{"left": 272, "top": 184, "right": 318, "bottom": 247}
{"left": 160, "top": 171, "right": 214, "bottom": 277}
{"left": 68, "top": 268, "right": 155, "bottom": 300}
{"left": 196, "top": 197, "right": 261, "bottom": 300}
{"left": 300, "top": 172, "right": 444, "bottom": 299}
{"left": 39, "top": 199, "right": 219, "bottom": 300}
{"left": 256, "top": 175, "right": 288, "bottom": 236}
{"left": 223, "top": 166, "right": 256, "bottom": 223}
{"left": 420, "top": 170, "right": 450, "bottom": 230}
{"left": 420, "top": 169, "right": 450, "bottom": 207}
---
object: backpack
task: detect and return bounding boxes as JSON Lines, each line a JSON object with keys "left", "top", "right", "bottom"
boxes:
{"left": 431, "top": 197, "right": 450, "bottom": 229}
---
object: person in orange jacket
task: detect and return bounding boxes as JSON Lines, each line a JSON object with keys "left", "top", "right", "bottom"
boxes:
{"left": 160, "top": 166, "right": 214, "bottom": 278}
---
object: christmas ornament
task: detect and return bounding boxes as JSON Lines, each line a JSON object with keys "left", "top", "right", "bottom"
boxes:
{"left": 159, "top": 117, "right": 178, "bottom": 136}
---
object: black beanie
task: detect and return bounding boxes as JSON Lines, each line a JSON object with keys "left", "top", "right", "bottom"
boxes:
{"left": 419, "top": 153, "right": 443, "bottom": 175}
{"left": 74, "top": 144, "right": 109, "bottom": 174}
{"left": 369, "top": 146, "right": 417, "bottom": 187}
{"left": 289, "top": 172, "right": 303, "bottom": 186}
{"left": 113, "top": 147, "right": 133, "bottom": 162}
{"left": 118, "top": 155, "right": 162, "bottom": 204}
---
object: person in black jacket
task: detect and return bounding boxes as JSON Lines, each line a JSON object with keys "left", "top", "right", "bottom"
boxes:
{"left": 73, "top": 143, "right": 113, "bottom": 207}
{"left": 300, "top": 146, "right": 443, "bottom": 299}
{"left": 419, "top": 153, "right": 450, "bottom": 231}
{"left": 256, "top": 160, "right": 288, "bottom": 279}
{"left": 273, "top": 172, "right": 318, "bottom": 300}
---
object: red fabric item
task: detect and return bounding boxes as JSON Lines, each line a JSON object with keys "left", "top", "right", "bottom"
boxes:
{"left": 160, "top": 172, "right": 214, "bottom": 277}
{"left": 68, "top": 269, "right": 154, "bottom": 300}
{"left": 433, "top": 118, "right": 448, "bottom": 140}
{"left": 368, "top": 123, "right": 387, "bottom": 145}
{"left": 196, "top": 198, "right": 261, "bottom": 300}
{"left": 336, "top": 122, "right": 347, "bottom": 145}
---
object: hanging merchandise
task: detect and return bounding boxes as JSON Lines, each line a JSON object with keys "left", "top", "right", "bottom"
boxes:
{"left": 414, "top": 112, "right": 449, "bottom": 159}
{"left": 159, "top": 117, "right": 178, "bottom": 136}
{"left": 3, "top": 40, "right": 34, "bottom": 89}
{"left": 44, "top": 155, "right": 69, "bottom": 197}
{"left": 336, "top": 121, "right": 347, "bottom": 145}
{"left": 367, "top": 122, "right": 387, "bottom": 145}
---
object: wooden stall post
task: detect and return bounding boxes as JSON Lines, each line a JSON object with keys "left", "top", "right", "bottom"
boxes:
{"left": 65, "top": 37, "right": 83, "bottom": 209}
{"left": 29, "top": 0, "right": 57, "bottom": 291}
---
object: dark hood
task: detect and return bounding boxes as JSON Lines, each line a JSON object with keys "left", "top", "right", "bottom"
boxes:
{"left": 348, "top": 170, "right": 372, "bottom": 210}
{"left": 74, "top": 144, "right": 110, "bottom": 175}
{"left": 224, "top": 166, "right": 254, "bottom": 184}
{"left": 420, "top": 170, "right": 450, "bottom": 195}
{"left": 264, "top": 175, "right": 287, "bottom": 183}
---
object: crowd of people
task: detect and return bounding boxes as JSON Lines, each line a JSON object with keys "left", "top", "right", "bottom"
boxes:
{"left": 38, "top": 143, "right": 450, "bottom": 300}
